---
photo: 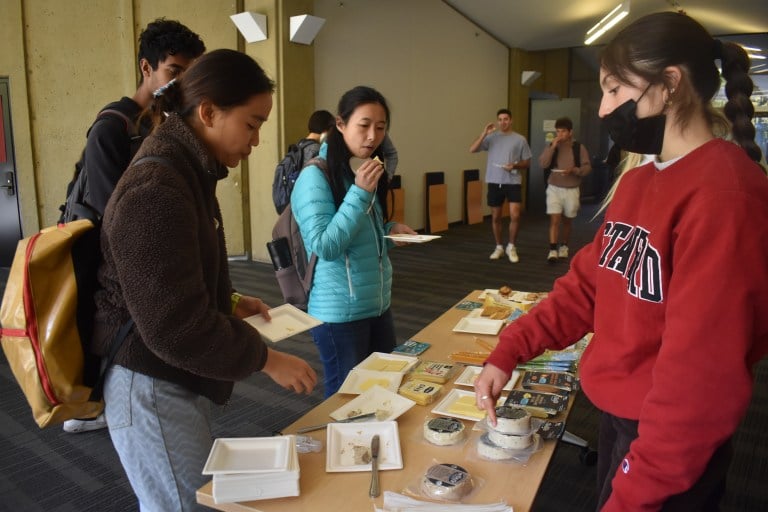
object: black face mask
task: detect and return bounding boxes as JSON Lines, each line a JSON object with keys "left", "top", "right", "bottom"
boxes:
{"left": 603, "top": 97, "right": 666, "bottom": 155}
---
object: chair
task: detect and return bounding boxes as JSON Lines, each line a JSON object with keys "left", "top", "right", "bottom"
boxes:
{"left": 425, "top": 171, "right": 448, "bottom": 234}
{"left": 388, "top": 175, "right": 405, "bottom": 224}
{"left": 463, "top": 169, "right": 483, "bottom": 225}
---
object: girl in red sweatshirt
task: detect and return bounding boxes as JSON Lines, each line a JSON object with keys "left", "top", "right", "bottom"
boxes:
{"left": 475, "top": 12, "right": 768, "bottom": 512}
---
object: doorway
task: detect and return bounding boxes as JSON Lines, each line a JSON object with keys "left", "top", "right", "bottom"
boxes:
{"left": 0, "top": 79, "right": 23, "bottom": 267}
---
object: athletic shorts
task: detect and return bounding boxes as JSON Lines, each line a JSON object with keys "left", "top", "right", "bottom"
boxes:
{"left": 487, "top": 183, "right": 522, "bottom": 207}
{"left": 546, "top": 184, "right": 580, "bottom": 218}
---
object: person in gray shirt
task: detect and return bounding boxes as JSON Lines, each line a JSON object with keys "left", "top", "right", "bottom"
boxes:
{"left": 470, "top": 108, "right": 532, "bottom": 262}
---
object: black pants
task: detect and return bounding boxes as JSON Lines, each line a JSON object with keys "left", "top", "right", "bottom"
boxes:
{"left": 596, "top": 412, "right": 732, "bottom": 511}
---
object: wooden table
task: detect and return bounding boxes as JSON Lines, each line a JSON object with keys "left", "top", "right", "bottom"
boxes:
{"left": 197, "top": 291, "right": 575, "bottom": 512}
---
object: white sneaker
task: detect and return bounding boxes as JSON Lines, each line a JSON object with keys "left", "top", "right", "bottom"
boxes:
{"left": 506, "top": 245, "right": 519, "bottom": 263}
{"left": 558, "top": 245, "right": 569, "bottom": 258}
{"left": 547, "top": 249, "right": 558, "bottom": 262}
{"left": 489, "top": 246, "right": 504, "bottom": 260}
{"left": 63, "top": 414, "right": 107, "bottom": 433}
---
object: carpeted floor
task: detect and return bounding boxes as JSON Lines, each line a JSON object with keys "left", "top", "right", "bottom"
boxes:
{"left": 1, "top": 204, "right": 766, "bottom": 511}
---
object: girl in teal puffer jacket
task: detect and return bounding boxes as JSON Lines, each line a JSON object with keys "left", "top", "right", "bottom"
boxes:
{"left": 291, "top": 86, "right": 417, "bottom": 397}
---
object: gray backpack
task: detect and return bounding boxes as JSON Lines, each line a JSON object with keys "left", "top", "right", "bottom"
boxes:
{"left": 267, "top": 158, "right": 326, "bottom": 310}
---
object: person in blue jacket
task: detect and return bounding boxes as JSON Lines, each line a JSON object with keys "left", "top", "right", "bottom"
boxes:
{"left": 291, "top": 86, "right": 417, "bottom": 397}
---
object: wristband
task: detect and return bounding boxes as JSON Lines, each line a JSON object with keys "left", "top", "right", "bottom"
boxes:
{"left": 231, "top": 292, "right": 243, "bottom": 314}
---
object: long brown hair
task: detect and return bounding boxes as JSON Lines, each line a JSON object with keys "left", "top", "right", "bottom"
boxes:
{"left": 601, "top": 11, "right": 761, "bottom": 163}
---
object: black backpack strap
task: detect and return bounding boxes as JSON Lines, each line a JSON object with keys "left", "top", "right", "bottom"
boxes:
{"left": 88, "top": 318, "right": 134, "bottom": 402}
{"left": 572, "top": 141, "right": 581, "bottom": 168}
{"left": 97, "top": 108, "right": 138, "bottom": 137}
{"left": 132, "top": 155, "right": 174, "bottom": 168}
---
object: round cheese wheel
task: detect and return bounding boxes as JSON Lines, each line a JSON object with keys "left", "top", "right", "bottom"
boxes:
{"left": 488, "top": 429, "right": 533, "bottom": 450}
{"left": 421, "top": 463, "right": 473, "bottom": 501}
{"left": 477, "top": 433, "right": 514, "bottom": 460}
{"left": 423, "top": 417, "right": 466, "bottom": 446}
{"left": 494, "top": 406, "right": 532, "bottom": 435}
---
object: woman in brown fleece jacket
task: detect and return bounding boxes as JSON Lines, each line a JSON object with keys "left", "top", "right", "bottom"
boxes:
{"left": 92, "top": 49, "right": 317, "bottom": 511}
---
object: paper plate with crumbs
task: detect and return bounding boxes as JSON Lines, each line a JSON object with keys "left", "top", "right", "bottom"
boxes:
{"left": 329, "top": 385, "right": 415, "bottom": 422}
{"left": 337, "top": 369, "right": 404, "bottom": 395}
{"left": 202, "top": 437, "right": 291, "bottom": 475}
{"left": 431, "top": 388, "right": 505, "bottom": 422}
{"left": 354, "top": 352, "right": 419, "bottom": 373}
{"left": 326, "top": 421, "right": 402, "bottom": 472}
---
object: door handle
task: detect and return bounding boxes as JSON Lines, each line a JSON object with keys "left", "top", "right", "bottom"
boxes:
{"left": 1, "top": 171, "right": 14, "bottom": 196}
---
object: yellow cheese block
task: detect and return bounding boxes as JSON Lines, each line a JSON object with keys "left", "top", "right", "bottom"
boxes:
{"left": 399, "top": 380, "right": 443, "bottom": 405}
{"left": 410, "top": 361, "right": 455, "bottom": 384}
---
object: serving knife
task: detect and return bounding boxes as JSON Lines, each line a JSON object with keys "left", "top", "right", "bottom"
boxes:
{"left": 295, "top": 412, "right": 376, "bottom": 434}
{"left": 369, "top": 434, "right": 380, "bottom": 497}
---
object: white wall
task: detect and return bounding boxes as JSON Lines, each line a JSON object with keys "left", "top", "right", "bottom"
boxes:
{"left": 313, "top": 0, "right": 509, "bottom": 229}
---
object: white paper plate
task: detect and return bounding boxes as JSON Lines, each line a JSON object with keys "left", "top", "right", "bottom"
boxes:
{"left": 326, "top": 421, "right": 403, "bottom": 472}
{"left": 354, "top": 351, "right": 419, "bottom": 373}
{"left": 383, "top": 234, "right": 441, "bottom": 243}
{"left": 329, "top": 385, "right": 415, "bottom": 422}
{"left": 244, "top": 304, "right": 322, "bottom": 342}
{"left": 431, "top": 388, "right": 505, "bottom": 422}
{"left": 452, "top": 317, "right": 504, "bottom": 335}
{"left": 203, "top": 437, "right": 291, "bottom": 475}
{"left": 337, "top": 369, "right": 404, "bottom": 395}
{"left": 454, "top": 366, "right": 521, "bottom": 392}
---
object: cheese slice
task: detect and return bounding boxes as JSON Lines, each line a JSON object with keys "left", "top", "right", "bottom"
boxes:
{"left": 447, "top": 395, "right": 485, "bottom": 420}
{"left": 367, "top": 359, "right": 409, "bottom": 372}
{"left": 359, "top": 378, "right": 392, "bottom": 392}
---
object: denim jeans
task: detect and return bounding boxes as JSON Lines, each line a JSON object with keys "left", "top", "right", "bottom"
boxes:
{"left": 104, "top": 365, "right": 213, "bottom": 512}
{"left": 311, "top": 308, "right": 396, "bottom": 397}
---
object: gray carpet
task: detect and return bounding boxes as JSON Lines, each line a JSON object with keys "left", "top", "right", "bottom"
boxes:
{"left": 1, "top": 204, "right": 767, "bottom": 511}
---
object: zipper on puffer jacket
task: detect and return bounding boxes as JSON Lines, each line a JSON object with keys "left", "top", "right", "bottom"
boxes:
{"left": 345, "top": 254, "right": 355, "bottom": 298}
{"left": 368, "top": 206, "right": 385, "bottom": 316}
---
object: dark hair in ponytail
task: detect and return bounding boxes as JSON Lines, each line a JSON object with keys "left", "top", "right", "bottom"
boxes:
{"left": 601, "top": 11, "right": 762, "bottom": 163}
{"left": 720, "top": 42, "right": 761, "bottom": 163}
{"left": 324, "top": 86, "right": 392, "bottom": 219}
{"left": 150, "top": 49, "right": 275, "bottom": 128}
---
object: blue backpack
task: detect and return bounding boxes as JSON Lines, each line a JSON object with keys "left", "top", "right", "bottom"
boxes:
{"left": 271, "top": 138, "right": 319, "bottom": 214}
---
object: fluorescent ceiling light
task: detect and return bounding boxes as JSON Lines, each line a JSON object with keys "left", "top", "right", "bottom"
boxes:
{"left": 584, "top": 1, "right": 630, "bottom": 46}
{"left": 741, "top": 44, "right": 765, "bottom": 60}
